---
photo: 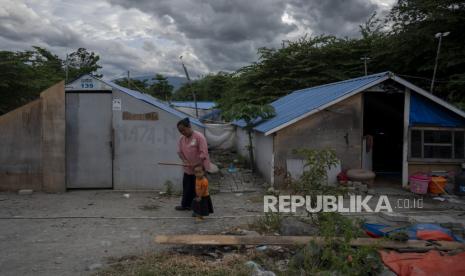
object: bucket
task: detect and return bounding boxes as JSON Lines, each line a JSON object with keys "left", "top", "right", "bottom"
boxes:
{"left": 409, "top": 173, "right": 430, "bottom": 194}
{"left": 429, "top": 176, "right": 447, "bottom": 194}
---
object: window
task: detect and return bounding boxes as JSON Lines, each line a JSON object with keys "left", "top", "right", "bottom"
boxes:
{"left": 410, "top": 128, "right": 465, "bottom": 160}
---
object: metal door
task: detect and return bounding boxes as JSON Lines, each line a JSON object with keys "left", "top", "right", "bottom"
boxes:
{"left": 66, "top": 92, "right": 113, "bottom": 188}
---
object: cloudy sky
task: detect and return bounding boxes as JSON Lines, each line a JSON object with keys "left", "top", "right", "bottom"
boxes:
{"left": 0, "top": 0, "right": 395, "bottom": 79}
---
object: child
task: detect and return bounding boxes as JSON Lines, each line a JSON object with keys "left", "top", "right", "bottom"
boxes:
{"left": 191, "top": 165, "right": 214, "bottom": 221}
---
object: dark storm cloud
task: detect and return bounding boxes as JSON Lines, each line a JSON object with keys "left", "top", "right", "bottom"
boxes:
{"left": 0, "top": 0, "right": 389, "bottom": 78}
{"left": 0, "top": 2, "right": 83, "bottom": 47}
{"left": 106, "top": 0, "right": 382, "bottom": 73}
{"left": 287, "top": 0, "right": 380, "bottom": 36}
{"left": 108, "top": 0, "right": 294, "bottom": 42}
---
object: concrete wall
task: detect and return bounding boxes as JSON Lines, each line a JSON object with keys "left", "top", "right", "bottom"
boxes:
{"left": 0, "top": 99, "right": 43, "bottom": 191}
{"left": 112, "top": 89, "right": 203, "bottom": 190}
{"left": 0, "top": 81, "right": 65, "bottom": 192}
{"left": 273, "top": 94, "right": 363, "bottom": 186}
{"left": 41, "top": 82, "right": 66, "bottom": 192}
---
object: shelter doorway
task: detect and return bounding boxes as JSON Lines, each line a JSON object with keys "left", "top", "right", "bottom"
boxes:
{"left": 363, "top": 92, "right": 404, "bottom": 180}
{"left": 66, "top": 92, "right": 113, "bottom": 188}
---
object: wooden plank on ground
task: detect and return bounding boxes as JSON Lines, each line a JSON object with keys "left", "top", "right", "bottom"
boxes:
{"left": 154, "top": 235, "right": 465, "bottom": 251}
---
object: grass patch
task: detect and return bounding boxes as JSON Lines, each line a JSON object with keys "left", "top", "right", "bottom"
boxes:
{"left": 249, "top": 212, "right": 283, "bottom": 234}
{"left": 288, "top": 213, "right": 382, "bottom": 275}
{"left": 97, "top": 251, "right": 252, "bottom": 276}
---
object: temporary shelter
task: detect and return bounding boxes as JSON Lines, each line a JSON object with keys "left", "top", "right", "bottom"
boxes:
{"left": 234, "top": 72, "right": 465, "bottom": 188}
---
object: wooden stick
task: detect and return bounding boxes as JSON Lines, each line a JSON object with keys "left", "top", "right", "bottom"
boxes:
{"left": 154, "top": 235, "right": 465, "bottom": 251}
{"left": 158, "top": 162, "right": 189, "bottom": 167}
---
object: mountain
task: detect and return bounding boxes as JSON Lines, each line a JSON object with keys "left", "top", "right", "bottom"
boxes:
{"left": 114, "top": 74, "right": 187, "bottom": 91}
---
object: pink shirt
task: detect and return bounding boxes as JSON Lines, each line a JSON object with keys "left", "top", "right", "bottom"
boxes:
{"left": 177, "top": 130, "right": 210, "bottom": 175}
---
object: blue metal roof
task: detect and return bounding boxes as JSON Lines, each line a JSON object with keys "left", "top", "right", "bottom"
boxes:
{"left": 234, "top": 72, "right": 390, "bottom": 133}
{"left": 171, "top": 101, "right": 216, "bottom": 109}
{"left": 98, "top": 78, "right": 204, "bottom": 128}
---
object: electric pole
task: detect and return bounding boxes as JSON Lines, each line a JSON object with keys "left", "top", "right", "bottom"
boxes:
{"left": 360, "top": 56, "right": 371, "bottom": 76}
{"left": 65, "top": 54, "right": 69, "bottom": 83}
{"left": 430, "top": 32, "right": 450, "bottom": 94}
{"left": 127, "top": 70, "right": 131, "bottom": 89}
{"left": 180, "top": 56, "right": 199, "bottom": 118}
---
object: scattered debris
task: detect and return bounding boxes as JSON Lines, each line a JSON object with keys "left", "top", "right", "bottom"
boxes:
{"left": 245, "top": 260, "right": 276, "bottom": 276}
{"left": 433, "top": 196, "right": 446, "bottom": 202}
{"left": 279, "top": 216, "right": 318, "bottom": 236}
{"left": 122, "top": 193, "right": 130, "bottom": 199}
{"left": 380, "top": 211, "right": 410, "bottom": 223}
{"left": 380, "top": 250, "right": 465, "bottom": 276}
{"left": 154, "top": 234, "right": 465, "bottom": 251}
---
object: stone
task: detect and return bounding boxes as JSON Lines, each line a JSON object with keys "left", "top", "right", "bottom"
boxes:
{"left": 279, "top": 217, "right": 318, "bottom": 236}
{"left": 240, "top": 230, "right": 260, "bottom": 237}
{"left": 86, "top": 263, "right": 102, "bottom": 271}
{"left": 18, "top": 189, "right": 33, "bottom": 195}
{"left": 245, "top": 261, "right": 276, "bottom": 276}
{"left": 380, "top": 212, "right": 410, "bottom": 223}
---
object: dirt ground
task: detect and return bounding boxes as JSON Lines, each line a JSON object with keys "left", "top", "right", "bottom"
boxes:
{"left": 1, "top": 181, "right": 464, "bottom": 275}
{"left": 0, "top": 190, "right": 263, "bottom": 276}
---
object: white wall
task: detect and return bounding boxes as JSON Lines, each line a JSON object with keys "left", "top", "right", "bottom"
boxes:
{"left": 112, "top": 89, "right": 202, "bottom": 190}
{"left": 235, "top": 127, "right": 274, "bottom": 185}
{"left": 254, "top": 132, "right": 273, "bottom": 185}
{"left": 235, "top": 126, "right": 250, "bottom": 160}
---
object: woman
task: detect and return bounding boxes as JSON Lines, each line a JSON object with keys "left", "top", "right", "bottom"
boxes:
{"left": 175, "top": 118, "right": 210, "bottom": 211}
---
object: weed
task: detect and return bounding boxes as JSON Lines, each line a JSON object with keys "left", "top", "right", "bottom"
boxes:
{"left": 163, "top": 180, "right": 174, "bottom": 197}
{"left": 249, "top": 212, "right": 283, "bottom": 234}
{"left": 97, "top": 251, "right": 252, "bottom": 276}
{"left": 289, "top": 212, "right": 382, "bottom": 275}
{"left": 291, "top": 148, "right": 339, "bottom": 193}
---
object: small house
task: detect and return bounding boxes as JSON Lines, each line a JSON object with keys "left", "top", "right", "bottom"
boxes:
{"left": 0, "top": 75, "right": 203, "bottom": 192}
{"left": 234, "top": 72, "right": 465, "bottom": 188}
{"left": 65, "top": 75, "right": 204, "bottom": 190}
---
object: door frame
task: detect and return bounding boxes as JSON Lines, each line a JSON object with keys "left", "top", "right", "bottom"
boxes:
{"left": 65, "top": 90, "right": 114, "bottom": 189}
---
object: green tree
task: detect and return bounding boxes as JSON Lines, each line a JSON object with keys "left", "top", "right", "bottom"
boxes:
{"left": 114, "top": 78, "right": 149, "bottom": 93}
{"left": 66, "top": 48, "right": 102, "bottom": 81}
{"left": 223, "top": 104, "right": 275, "bottom": 171}
{"left": 0, "top": 47, "right": 64, "bottom": 114}
{"left": 149, "top": 74, "right": 173, "bottom": 101}
{"left": 0, "top": 47, "right": 104, "bottom": 115}
{"left": 173, "top": 72, "right": 231, "bottom": 101}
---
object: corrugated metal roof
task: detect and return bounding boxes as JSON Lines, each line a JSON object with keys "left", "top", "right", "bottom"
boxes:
{"left": 171, "top": 101, "right": 216, "bottom": 109}
{"left": 234, "top": 72, "right": 390, "bottom": 133}
{"left": 98, "top": 78, "right": 204, "bottom": 128}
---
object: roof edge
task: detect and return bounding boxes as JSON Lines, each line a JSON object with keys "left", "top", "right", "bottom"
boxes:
{"left": 77, "top": 74, "right": 205, "bottom": 128}
{"left": 261, "top": 74, "right": 390, "bottom": 135}
{"left": 391, "top": 75, "right": 465, "bottom": 119}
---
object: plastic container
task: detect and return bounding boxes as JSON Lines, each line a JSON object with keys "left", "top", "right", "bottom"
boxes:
{"left": 429, "top": 176, "right": 447, "bottom": 194}
{"left": 409, "top": 173, "right": 430, "bottom": 194}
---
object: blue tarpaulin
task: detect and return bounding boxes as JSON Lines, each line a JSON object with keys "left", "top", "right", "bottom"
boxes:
{"left": 410, "top": 93, "right": 465, "bottom": 127}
